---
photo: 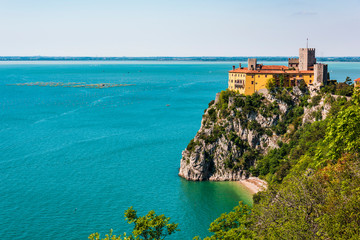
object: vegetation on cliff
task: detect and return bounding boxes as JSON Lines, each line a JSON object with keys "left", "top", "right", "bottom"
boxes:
{"left": 179, "top": 78, "right": 330, "bottom": 181}
{"left": 195, "top": 80, "right": 360, "bottom": 239}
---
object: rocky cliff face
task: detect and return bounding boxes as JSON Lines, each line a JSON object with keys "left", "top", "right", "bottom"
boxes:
{"left": 179, "top": 87, "right": 331, "bottom": 181}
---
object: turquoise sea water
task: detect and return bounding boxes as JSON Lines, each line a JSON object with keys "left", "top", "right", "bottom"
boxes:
{"left": 1, "top": 61, "right": 359, "bottom": 239}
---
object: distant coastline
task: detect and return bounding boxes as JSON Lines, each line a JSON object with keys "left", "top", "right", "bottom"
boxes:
{"left": 1, "top": 56, "right": 360, "bottom": 62}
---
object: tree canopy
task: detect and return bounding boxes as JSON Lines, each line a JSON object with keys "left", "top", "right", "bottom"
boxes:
{"left": 89, "top": 207, "right": 179, "bottom": 240}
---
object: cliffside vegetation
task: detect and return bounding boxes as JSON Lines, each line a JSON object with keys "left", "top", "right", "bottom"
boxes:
{"left": 196, "top": 80, "right": 360, "bottom": 239}
{"left": 179, "top": 77, "right": 334, "bottom": 181}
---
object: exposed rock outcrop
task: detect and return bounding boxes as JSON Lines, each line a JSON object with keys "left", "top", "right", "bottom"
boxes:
{"left": 179, "top": 87, "right": 313, "bottom": 181}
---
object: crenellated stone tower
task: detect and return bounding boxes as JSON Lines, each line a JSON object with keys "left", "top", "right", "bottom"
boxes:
{"left": 299, "top": 48, "right": 316, "bottom": 71}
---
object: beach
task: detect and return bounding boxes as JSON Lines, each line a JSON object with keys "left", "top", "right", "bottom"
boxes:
{"left": 238, "top": 177, "right": 268, "bottom": 194}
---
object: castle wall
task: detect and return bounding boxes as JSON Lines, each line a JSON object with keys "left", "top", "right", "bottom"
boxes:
{"left": 308, "top": 49, "right": 316, "bottom": 67}
{"left": 314, "top": 64, "right": 328, "bottom": 86}
{"left": 245, "top": 74, "right": 256, "bottom": 95}
{"left": 228, "top": 72, "right": 246, "bottom": 94}
{"left": 254, "top": 73, "right": 274, "bottom": 92}
{"left": 288, "top": 58, "right": 299, "bottom": 69}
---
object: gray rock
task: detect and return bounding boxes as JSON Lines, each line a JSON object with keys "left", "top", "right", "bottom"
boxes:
{"left": 179, "top": 89, "right": 336, "bottom": 181}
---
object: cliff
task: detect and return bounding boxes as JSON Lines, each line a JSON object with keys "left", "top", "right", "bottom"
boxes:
{"left": 179, "top": 86, "right": 331, "bottom": 181}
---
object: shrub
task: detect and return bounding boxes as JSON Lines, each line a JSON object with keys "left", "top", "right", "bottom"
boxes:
{"left": 265, "top": 129, "right": 273, "bottom": 136}
{"left": 266, "top": 78, "right": 277, "bottom": 93}
{"left": 310, "top": 95, "right": 322, "bottom": 107}
{"left": 186, "top": 139, "right": 198, "bottom": 151}
{"left": 208, "top": 100, "right": 215, "bottom": 107}
{"left": 207, "top": 108, "right": 217, "bottom": 122}
{"left": 274, "top": 121, "right": 287, "bottom": 135}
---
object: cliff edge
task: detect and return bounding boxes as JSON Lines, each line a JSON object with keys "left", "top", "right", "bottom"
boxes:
{"left": 179, "top": 86, "right": 330, "bottom": 181}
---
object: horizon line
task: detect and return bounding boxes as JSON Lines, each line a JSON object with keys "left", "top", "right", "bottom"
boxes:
{"left": 1, "top": 55, "right": 360, "bottom": 58}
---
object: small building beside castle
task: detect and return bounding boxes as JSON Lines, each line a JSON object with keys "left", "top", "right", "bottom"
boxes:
{"left": 228, "top": 48, "right": 329, "bottom": 95}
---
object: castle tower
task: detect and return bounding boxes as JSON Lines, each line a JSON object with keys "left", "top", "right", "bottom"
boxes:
{"left": 248, "top": 58, "right": 257, "bottom": 70}
{"left": 299, "top": 48, "right": 316, "bottom": 71}
{"left": 314, "top": 63, "right": 328, "bottom": 86}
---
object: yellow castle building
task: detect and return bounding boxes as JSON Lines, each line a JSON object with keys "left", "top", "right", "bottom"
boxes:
{"left": 228, "top": 48, "right": 329, "bottom": 95}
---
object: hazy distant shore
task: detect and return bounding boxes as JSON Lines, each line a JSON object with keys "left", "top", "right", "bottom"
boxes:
{"left": 1, "top": 56, "right": 360, "bottom": 62}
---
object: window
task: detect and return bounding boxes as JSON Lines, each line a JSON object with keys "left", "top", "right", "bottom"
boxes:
{"left": 251, "top": 81, "right": 254, "bottom": 84}
{"left": 265, "top": 75, "right": 267, "bottom": 78}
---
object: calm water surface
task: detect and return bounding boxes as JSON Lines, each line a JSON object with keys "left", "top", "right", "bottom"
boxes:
{"left": 0, "top": 61, "right": 359, "bottom": 239}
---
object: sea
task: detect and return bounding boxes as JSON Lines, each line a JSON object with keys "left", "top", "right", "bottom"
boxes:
{"left": 1, "top": 61, "right": 359, "bottom": 239}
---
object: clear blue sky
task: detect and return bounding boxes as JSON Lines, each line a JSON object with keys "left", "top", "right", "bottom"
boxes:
{"left": 0, "top": 0, "right": 359, "bottom": 56}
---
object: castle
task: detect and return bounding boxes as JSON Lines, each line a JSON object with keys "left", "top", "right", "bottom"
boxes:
{"left": 228, "top": 48, "right": 329, "bottom": 95}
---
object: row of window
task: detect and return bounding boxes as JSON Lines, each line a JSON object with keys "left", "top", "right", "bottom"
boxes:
{"left": 230, "top": 76, "right": 313, "bottom": 85}
{"left": 231, "top": 74, "right": 246, "bottom": 77}
{"left": 242, "top": 74, "right": 307, "bottom": 78}
{"left": 251, "top": 75, "right": 269, "bottom": 78}
{"left": 234, "top": 84, "right": 244, "bottom": 89}
{"left": 230, "top": 80, "right": 245, "bottom": 84}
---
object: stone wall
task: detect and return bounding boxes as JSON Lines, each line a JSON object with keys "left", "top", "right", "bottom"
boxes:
{"left": 314, "top": 63, "right": 328, "bottom": 86}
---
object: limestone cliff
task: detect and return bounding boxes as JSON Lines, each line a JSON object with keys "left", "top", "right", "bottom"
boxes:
{"left": 179, "top": 87, "right": 331, "bottom": 181}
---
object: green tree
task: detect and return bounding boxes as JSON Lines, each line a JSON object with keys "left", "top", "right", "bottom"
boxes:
{"left": 265, "top": 78, "right": 276, "bottom": 92}
{"left": 89, "top": 207, "right": 179, "bottom": 240}
{"left": 194, "top": 202, "right": 255, "bottom": 240}
{"left": 319, "top": 90, "right": 360, "bottom": 162}
{"left": 279, "top": 74, "right": 285, "bottom": 87}
{"left": 89, "top": 229, "right": 130, "bottom": 240}
{"left": 344, "top": 76, "right": 352, "bottom": 85}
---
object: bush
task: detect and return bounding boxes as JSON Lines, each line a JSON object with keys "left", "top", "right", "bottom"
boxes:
{"left": 299, "top": 95, "right": 310, "bottom": 107}
{"left": 216, "top": 90, "right": 235, "bottom": 110}
{"left": 310, "top": 95, "right": 322, "bottom": 107}
{"left": 204, "top": 125, "right": 225, "bottom": 144}
{"left": 335, "top": 82, "right": 354, "bottom": 96}
{"left": 311, "top": 109, "right": 322, "bottom": 121}
{"left": 265, "top": 129, "right": 273, "bottom": 136}
{"left": 265, "top": 78, "right": 277, "bottom": 93}
{"left": 274, "top": 121, "right": 287, "bottom": 135}
{"left": 208, "top": 100, "right": 215, "bottom": 107}
{"left": 186, "top": 139, "right": 198, "bottom": 151}
{"left": 207, "top": 108, "right": 217, "bottom": 122}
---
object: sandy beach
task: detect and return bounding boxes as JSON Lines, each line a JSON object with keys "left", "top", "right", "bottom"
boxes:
{"left": 238, "top": 177, "right": 268, "bottom": 194}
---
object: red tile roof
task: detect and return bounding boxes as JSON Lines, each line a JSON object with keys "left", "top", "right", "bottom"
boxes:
{"left": 229, "top": 66, "right": 313, "bottom": 74}
{"left": 261, "top": 65, "right": 289, "bottom": 70}
{"left": 354, "top": 78, "right": 360, "bottom": 82}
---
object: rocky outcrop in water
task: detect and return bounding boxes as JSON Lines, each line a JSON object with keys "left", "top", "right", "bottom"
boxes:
{"left": 179, "top": 86, "right": 331, "bottom": 181}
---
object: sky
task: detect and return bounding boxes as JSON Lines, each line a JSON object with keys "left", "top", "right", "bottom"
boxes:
{"left": 0, "top": 0, "right": 359, "bottom": 57}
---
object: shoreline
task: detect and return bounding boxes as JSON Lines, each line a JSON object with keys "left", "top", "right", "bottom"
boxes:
{"left": 238, "top": 177, "right": 268, "bottom": 195}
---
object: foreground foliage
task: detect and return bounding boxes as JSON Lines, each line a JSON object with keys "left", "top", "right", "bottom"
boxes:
{"left": 89, "top": 207, "right": 179, "bottom": 240}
